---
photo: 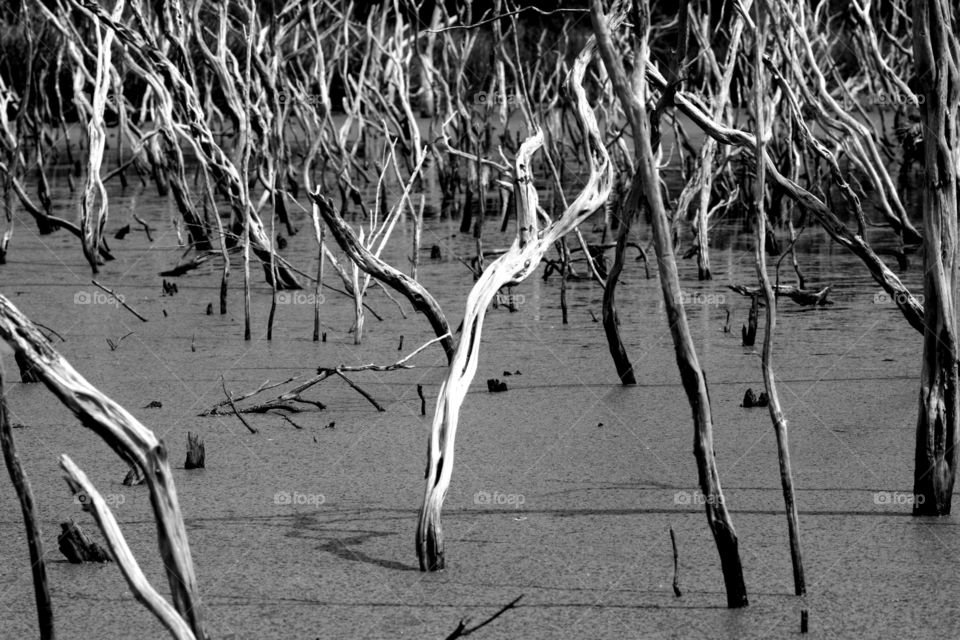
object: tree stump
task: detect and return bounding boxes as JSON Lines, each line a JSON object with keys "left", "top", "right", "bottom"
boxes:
{"left": 742, "top": 295, "right": 758, "bottom": 346}
{"left": 184, "top": 432, "right": 205, "bottom": 470}
{"left": 741, "top": 388, "right": 769, "bottom": 408}
{"left": 58, "top": 520, "right": 111, "bottom": 563}
{"left": 486, "top": 379, "right": 508, "bottom": 393}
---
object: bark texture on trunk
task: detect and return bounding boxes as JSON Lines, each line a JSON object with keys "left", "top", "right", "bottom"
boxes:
{"left": 911, "top": 0, "right": 960, "bottom": 516}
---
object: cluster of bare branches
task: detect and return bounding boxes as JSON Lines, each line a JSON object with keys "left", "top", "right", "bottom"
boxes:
{"left": 0, "top": 0, "right": 958, "bottom": 635}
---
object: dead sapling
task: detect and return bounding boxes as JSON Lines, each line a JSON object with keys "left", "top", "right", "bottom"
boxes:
{"left": 184, "top": 432, "right": 205, "bottom": 469}
{"left": 0, "top": 359, "right": 53, "bottom": 637}
{"left": 670, "top": 527, "right": 682, "bottom": 597}
{"left": 133, "top": 214, "right": 153, "bottom": 241}
{"left": 742, "top": 295, "right": 758, "bottom": 346}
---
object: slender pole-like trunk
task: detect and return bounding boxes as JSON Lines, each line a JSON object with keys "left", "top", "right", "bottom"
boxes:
{"left": 352, "top": 264, "right": 364, "bottom": 344}
{"left": 752, "top": 0, "right": 805, "bottom": 597}
{"left": 0, "top": 363, "right": 55, "bottom": 639}
{"left": 911, "top": 0, "right": 960, "bottom": 515}
{"left": 241, "top": 0, "right": 254, "bottom": 341}
{"left": 602, "top": 174, "right": 639, "bottom": 384}
{"left": 313, "top": 224, "right": 325, "bottom": 342}
{"left": 590, "top": 0, "right": 748, "bottom": 608}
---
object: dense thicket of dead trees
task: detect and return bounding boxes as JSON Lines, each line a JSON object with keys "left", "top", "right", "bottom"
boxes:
{"left": 0, "top": 0, "right": 957, "bottom": 633}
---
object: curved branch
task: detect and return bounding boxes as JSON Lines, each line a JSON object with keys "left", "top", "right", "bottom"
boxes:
{"left": 416, "top": 34, "right": 614, "bottom": 571}
{"left": 308, "top": 192, "right": 455, "bottom": 363}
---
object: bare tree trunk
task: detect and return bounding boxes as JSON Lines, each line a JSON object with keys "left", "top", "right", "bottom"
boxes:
{"left": 752, "top": 0, "right": 805, "bottom": 596}
{"left": 415, "top": 41, "right": 613, "bottom": 571}
{"left": 0, "top": 362, "right": 54, "bottom": 639}
{"left": 310, "top": 193, "right": 454, "bottom": 362}
{"left": 602, "top": 175, "right": 639, "bottom": 384}
{"left": 590, "top": 0, "right": 748, "bottom": 607}
{"left": 911, "top": 0, "right": 960, "bottom": 515}
{"left": 0, "top": 295, "right": 205, "bottom": 638}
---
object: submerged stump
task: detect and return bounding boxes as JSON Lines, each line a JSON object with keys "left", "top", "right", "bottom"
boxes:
{"left": 58, "top": 519, "right": 111, "bottom": 563}
{"left": 184, "top": 432, "right": 205, "bottom": 470}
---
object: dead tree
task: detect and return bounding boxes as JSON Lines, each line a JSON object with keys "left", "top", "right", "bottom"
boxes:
{"left": 0, "top": 362, "right": 54, "bottom": 638}
{"left": 416, "top": 38, "right": 614, "bottom": 571}
{"left": 309, "top": 193, "right": 455, "bottom": 363}
{"left": 911, "top": 0, "right": 960, "bottom": 515}
{"left": 590, "top": 0, "right": 748, "bottom": 607}
{"left": 752, "top": 0, "right": 805, "bottom": 596}
{"left": 0, "top": 295, "right": 205, "bottom": 639}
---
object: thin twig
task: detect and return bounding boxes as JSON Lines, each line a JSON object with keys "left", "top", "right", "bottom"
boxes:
{"left": 91, "top": 280, "right": 148, "bottom": 322}
{"left": 221, "top": 377, "right": 258, "bottom": 434}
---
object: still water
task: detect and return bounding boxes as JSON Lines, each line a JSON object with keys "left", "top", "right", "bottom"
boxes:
{"left": 0, "top": 144, "right": 953, "bottom": 639}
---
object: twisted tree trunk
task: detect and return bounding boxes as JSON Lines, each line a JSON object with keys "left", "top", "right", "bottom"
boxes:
{"left": 415, "top": 39, "right": 613, "bottom": 571}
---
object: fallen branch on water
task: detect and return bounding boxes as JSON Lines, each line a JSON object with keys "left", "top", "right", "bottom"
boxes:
{"left": 201, "top": 334, "right": 448, "bottom": 418}
{"left": 221, "top": 377, "right": 258, "bottom": 434}
{"left": 727, "top": 284, "right": 832, "bottom": 306}
{"left": 444, "top": 595, "right": 524, "bottom": 639}
{"left": 91, "top": 280, "right": 148, "bottom": 322}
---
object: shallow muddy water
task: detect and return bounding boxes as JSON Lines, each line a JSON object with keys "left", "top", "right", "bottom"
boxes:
{"left": 0, "top": 151, "right": 955, "bottom": 640}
